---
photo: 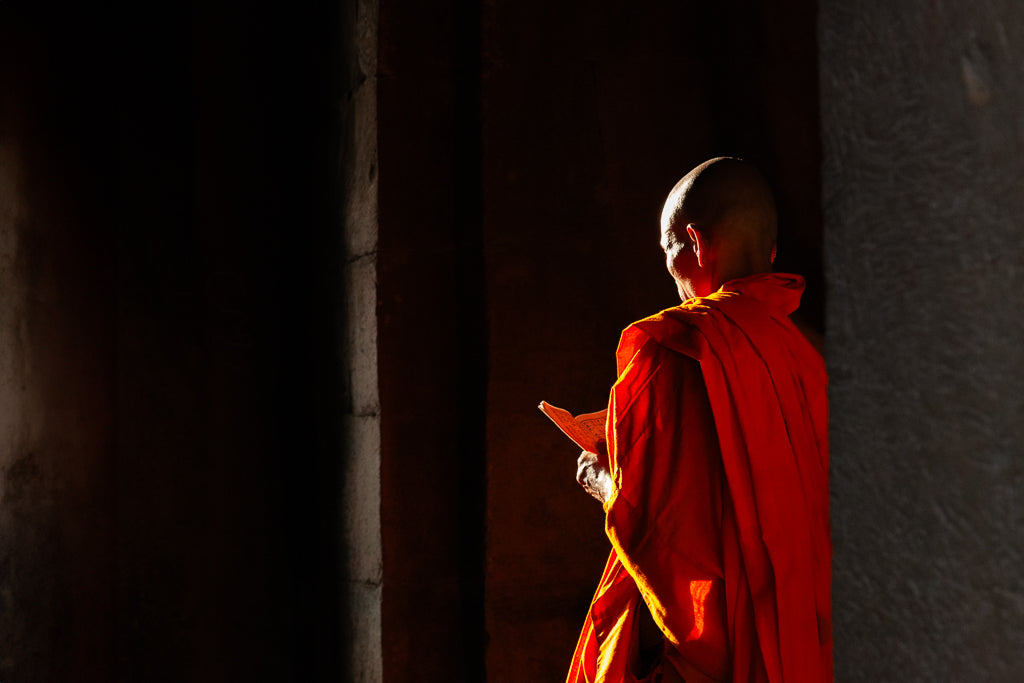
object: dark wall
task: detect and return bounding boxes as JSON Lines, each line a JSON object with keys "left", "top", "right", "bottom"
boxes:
{"left": 376, "top": 0, "right": 488, "bottom": 679}
{"left": 0, "top": 3, "right": 346, "bottom": 681}
{"left": 0, "top": 10, "right": 117, "bottom": 680}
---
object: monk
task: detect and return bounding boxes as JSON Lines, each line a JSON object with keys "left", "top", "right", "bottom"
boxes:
{"left": 568, "top": 158, "right": 832, "bottom": 683}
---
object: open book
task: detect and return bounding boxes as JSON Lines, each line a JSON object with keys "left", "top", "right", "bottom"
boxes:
{"left": 537, "top": 401, "right": 607, "bottom": 453}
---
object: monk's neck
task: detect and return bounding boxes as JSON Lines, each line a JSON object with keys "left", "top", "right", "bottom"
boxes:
{"left": 709, "top": 254, "right": 771, "bottom": 291}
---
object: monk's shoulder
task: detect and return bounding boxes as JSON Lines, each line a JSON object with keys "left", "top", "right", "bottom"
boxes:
{"left": 626, "top": 302, "right": 715, "bottom": 360}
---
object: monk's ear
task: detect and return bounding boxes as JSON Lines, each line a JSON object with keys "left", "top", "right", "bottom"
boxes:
{"left": 686, "top": 224, "right": 706, "bottom": 268}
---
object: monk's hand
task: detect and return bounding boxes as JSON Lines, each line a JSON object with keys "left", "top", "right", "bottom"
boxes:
{"left": 576, "top": 448, "right": 612, "bottom": 504}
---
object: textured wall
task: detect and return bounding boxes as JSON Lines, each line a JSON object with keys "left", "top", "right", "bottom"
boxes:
{"left": 821, "top": 3, "right": 1024, "bottom": 680}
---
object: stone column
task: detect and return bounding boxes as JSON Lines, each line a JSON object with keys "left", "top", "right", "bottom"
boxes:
{"left": 821, "top": 3, "right": 1024, "bottom": 679}
{"left": 341, "top": 0, "right": 382, "bottom": 680}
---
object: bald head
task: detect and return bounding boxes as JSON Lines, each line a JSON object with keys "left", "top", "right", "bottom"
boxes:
{"left": 659, "top": 158, "right": 778, "bottom": 299}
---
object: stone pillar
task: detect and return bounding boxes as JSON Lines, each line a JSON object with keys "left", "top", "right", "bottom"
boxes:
{"left": 821, "top": 3, "right": 1024, "bottom": 679}
{"left": 341, "top": 0, "right": 382, "bottom": 680}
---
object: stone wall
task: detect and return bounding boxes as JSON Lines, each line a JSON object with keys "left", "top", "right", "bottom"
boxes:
{"left": 821, "top": 2, "right": 1024, "bottom": 679}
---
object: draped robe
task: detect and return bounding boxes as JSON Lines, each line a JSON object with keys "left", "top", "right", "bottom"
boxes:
{"left": 567, "top": 273, "right": 832, "bottom": 683}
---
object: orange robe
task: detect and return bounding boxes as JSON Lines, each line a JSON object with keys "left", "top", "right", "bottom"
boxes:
{"left": 567, "top": 273, "right": 832, "bottom": 683}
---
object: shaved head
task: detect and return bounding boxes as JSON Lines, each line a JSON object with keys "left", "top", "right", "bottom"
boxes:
{"left": 659, "top": 158, "right": 778, "bottom": 300}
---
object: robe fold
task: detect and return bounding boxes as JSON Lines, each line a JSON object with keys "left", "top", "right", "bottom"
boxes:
{"left": 567, "top": 273, "right": 832, "bottom": 683}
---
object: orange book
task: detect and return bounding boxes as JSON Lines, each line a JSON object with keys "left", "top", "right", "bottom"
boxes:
{"left": 537, "top": 401, "right": 607, "bottom": 453}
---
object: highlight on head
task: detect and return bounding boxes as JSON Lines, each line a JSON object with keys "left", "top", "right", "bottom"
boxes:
{"left": 661, "top": 157, "right": 778, "bottom": 270}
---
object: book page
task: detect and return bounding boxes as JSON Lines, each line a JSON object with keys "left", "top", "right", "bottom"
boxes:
{"left": 573, "top": 409, "right": 608, "bottom": 450}
{"left": 538, "top": 401, "right": 607, "bottom": 453}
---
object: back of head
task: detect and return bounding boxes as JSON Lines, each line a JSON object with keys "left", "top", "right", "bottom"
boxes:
{"left": 662, "top": 157, "right": 778, "bottom": 268}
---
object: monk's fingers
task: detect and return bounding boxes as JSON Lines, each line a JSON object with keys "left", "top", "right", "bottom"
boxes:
{"left": 575, "top": 462, "right": 590, "bottom": 487}
{"left": 576, "top": 452, "right": 613, "bottom": 503}
{"left": 579, "top": 469, "right": 611, "bottom": 503}
{"left": 576, "top": 451, "right": 598, "bottom": 486}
